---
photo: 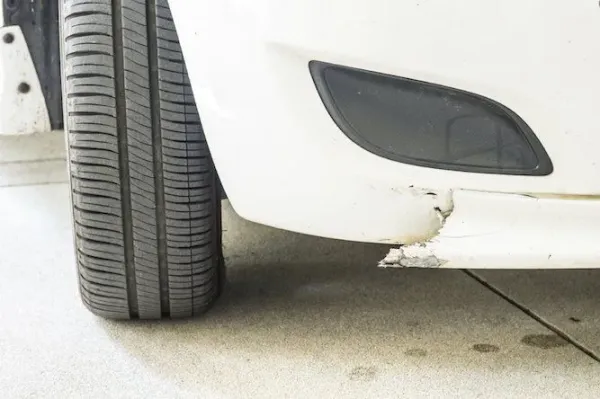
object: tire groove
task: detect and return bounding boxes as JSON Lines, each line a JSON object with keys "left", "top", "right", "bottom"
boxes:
{"left": 113, "top": 0, "right": 139, "bottom": 318}
{"left": 147, "top": 0, "right": 170, "bottom": 317}
{"left": 183, "top": 71, "right": 195, "bottom": 313}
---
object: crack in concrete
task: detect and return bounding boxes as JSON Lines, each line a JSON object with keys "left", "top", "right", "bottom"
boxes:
{"left": 464, "top": 269, "right": 600, "bottom": 363}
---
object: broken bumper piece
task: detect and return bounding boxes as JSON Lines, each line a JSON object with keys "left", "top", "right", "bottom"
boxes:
{"left": 379, "top": 190, "right": 600, "bottom": 269}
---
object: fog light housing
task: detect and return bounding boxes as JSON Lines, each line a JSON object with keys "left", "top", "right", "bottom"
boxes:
{"left": 310, "top": 61, "right": 552, "bottom": 176}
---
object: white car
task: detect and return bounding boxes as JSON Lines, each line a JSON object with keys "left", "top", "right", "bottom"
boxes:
{"left": 2, "top": 0, "right": 599, "bottom": 319}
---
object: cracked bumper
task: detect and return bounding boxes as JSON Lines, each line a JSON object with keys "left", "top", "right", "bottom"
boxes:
{"left": 381, "top": 191, "right": 600, "bottom": 269}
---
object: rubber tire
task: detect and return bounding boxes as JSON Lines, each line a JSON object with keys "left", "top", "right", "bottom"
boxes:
{"left": 61, "top": 0, "right": 223, "bottom": 319}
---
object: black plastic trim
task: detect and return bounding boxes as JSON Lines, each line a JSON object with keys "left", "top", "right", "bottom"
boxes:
{"left": 4, "top": 0, "right": 63, "bottom": 129}
{"left": 309, "top": 60, "right": 553, "bottom": 176}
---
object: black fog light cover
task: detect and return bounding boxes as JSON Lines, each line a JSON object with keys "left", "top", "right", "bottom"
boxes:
{"left": 309, "top": 61, "right": 552, "bottom": 175}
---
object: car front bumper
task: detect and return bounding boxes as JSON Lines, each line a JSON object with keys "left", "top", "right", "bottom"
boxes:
{"left": 169, "top": 0, "right": 600, "bottom": 268}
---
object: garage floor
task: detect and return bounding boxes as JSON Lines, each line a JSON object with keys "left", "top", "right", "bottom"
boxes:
{"left": 1, "top": 132, "right": 599, "bottom": 398}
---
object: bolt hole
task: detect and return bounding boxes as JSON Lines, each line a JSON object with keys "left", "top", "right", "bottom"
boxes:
{"left": 5, "top": 0, "right": 19, "bottom": 11}
{"left": 18, "top": 82, "right": 30, "bottom": 94}
{"left": 3, "top": 33, "right": 14, "bottom": 44}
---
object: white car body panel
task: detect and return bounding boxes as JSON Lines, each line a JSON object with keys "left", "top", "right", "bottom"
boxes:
{"left": 169, "top": 0, "right": 600, "bottom": 268}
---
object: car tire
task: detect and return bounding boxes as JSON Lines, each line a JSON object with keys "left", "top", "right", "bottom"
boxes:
{"left": 61, "top": 0, "right": 223, "bottom": 319}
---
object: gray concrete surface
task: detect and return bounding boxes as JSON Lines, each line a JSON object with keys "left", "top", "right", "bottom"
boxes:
{"left": 1, "top": 132, "right": 599, "bottom": 398}
{"left": 477, "top": 269, "right": 600, "bottom": 356}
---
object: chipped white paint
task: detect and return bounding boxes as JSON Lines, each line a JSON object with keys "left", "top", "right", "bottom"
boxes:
{"left": 380, "top": 190, "right": 600, "bottom": 269}
{"left": 0, "top": 26, "right": 51, "bottom": 136}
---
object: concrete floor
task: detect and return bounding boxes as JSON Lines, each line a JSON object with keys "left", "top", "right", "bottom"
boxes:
{"left": 1, "top": 132, "right": 599, "bottom": 398}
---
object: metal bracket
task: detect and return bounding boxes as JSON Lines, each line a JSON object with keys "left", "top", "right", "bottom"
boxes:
{"left": 3, "top": 0, "right": 62, "bottom": 131}
{"left": 0, "top": 25, "right": 51, "bottom": 135}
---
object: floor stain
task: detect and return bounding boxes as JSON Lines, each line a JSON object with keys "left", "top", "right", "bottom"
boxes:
{"left": 404, "top": 348, "right": 427, "bottom": 357}
{"left": 521, "top": 334, "right": 568, "bottom": 349}
{"left": 348, "top": 366, "right": 378, "bottom": 382}
{"left": 472, "top": 344, "right": 500, "bottom": 353}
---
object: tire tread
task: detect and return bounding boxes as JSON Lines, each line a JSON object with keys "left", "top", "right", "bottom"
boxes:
{"left": 63, "top": 0, "right": 221, "bottom": 319}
